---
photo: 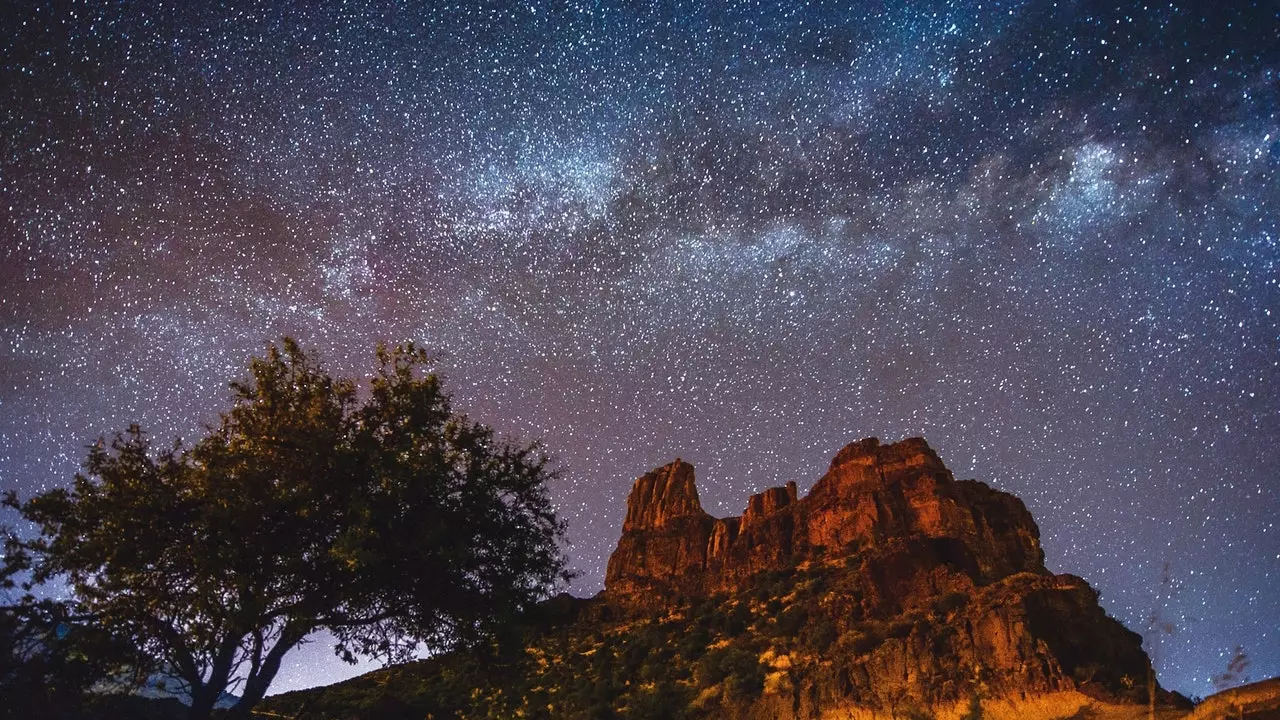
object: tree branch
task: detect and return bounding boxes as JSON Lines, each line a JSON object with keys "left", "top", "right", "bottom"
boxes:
{"left": 229, "top": 622, "right": 310, "bottom": 716}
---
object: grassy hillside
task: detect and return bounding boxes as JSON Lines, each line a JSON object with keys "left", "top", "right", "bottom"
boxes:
{"left": 262, "top": 555, "right": 1161, "bottom": 720}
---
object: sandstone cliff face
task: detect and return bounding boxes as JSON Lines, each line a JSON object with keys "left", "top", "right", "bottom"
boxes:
{"left": 605, "top": 437, "right": 1044, "bottom": 601}
{"left": 605, "top": 459, "right": 717, "bottom": 598}
{"left": 620, "top": 459, "right": 707, "bottom": 531}
{"left": 602, "top": 437, "right": 1159, "bottom": 713}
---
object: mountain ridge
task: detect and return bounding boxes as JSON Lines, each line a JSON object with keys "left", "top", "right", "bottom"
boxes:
{"left": 605, "top": 437, "right": 1045, "bottom": 607}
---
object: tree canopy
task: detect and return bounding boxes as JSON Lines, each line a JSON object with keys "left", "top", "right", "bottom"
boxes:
{"left": 3, "top": 338, "right": 570, "bottom": 718}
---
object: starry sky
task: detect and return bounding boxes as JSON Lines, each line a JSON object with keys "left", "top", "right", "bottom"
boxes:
{"left": 2, "top": 0, "right": 1277, "bottom": 700}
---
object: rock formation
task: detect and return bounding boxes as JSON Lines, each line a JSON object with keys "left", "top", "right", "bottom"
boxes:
{"left": 603, "top": 437, "right": 1163, "bottom": 709}
{"left": 606, "top": 437, "right": 1044, "bottom": 602}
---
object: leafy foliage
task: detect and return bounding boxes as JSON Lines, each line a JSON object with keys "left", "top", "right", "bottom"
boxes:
{"left": 0, "top": 592, "right": 154, "bottom": 717}
{"left": 4, "top": 338, "right": 569, "bottom": 718}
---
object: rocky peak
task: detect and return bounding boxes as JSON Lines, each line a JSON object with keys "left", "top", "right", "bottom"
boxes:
{"left": 596, "top": 436, "right": 1163, "bottom": 715}
{"left": 741, "top": 481, "right": 797, "bottom": 529}
{"left": 818, "top": 436, "right": 947, "bottom": 490}
{"left": 605, "top": 437, "right": 1044, "bottom": 603}
{"left": 621, "top": 458, "right": 707, "bottom": 531}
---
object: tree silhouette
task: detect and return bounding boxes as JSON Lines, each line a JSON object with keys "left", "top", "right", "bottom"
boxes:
{"left": 4, "top": 338, "right": 570, "bottom": 719}
{"left": 0, "top": 574, "right": 151, "bottom": 717}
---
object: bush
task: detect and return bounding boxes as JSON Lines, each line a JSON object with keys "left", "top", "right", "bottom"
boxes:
{"left": 677, "top": 625, "right": 711, "bottom": 659}
{"left": 626, "top": 681, "right": 691, "bottom": 719}
{"left": 837, "top": 627, "right": 882, "bottom": 656}
{"left": 803, "top": 574, "right": 829, "bottom": 597}
{"left": 723, "top": 601, "right": 753, "bottom": 636}
{"left": 692, "top": 597, "right": 724, "bottom": 628}
{"left": 775, "top": 605, "right": 808, "bottom": 638}
{"left": 693, "top": 648, "right": 730, "bottom": 687}
{"left": 693, "top": 646, "right": 763, "bottom": 704}
{"left": 723, "top": 658, "right": 765, "bottom": 703}
{"left": 801, "top": 618, "right": 839, "bottom": 653}
{"left": 694, "top": 647, "right": 750, "bottom": 686}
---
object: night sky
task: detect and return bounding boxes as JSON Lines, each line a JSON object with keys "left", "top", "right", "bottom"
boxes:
{"left": 2, "top": 0, "right": 1277, "bottom": 699}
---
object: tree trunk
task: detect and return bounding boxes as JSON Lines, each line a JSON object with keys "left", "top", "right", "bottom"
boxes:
{"left": 227, "top": 626, "right": 309, "bottom": 718}
{"left": 188, "top": 684, "right": 218, "bottom": 720}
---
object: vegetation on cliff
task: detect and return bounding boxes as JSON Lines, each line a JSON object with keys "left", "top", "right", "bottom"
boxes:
{"left": 264, "top": 557, "right": 1168, "bottom": 720}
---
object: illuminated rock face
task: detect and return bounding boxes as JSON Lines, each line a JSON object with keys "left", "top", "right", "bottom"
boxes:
{"left": 605, "top": 437, "right": 1045, "bottom": 601}
{"left": 603, "top": 438, "right": 1159, "bottom": 708}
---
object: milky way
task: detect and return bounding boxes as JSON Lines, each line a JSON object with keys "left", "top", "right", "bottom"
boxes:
{"left": 2, "top": 0, "right": 1277, "bottom": 698}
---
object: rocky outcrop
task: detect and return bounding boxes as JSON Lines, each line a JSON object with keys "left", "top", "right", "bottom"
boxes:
{"left": 619, "top": 459, "right": 706, "bottom": 531}
{"left": 605, "top": 437, "right": 1045, "bottom": 603}
{"left": 601, "top": 437, "right": 1164, "bottom": 712}
{"left": 605, "top": 459, "right": 717, "bottom": 598}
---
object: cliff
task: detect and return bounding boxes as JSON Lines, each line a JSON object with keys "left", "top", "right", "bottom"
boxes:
{"left": 596, "top": 437, "right": 1161, "bottom": 710}
{"left": 605, "top": 437, "right": 1043, "bottom": 603}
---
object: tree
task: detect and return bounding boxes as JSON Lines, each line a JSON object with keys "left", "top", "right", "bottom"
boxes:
{"left": 0, "top": 575, "right": 151, "bottom": 717}
{"left": 4, "top": 338, "right": 570, "bottom": 719}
